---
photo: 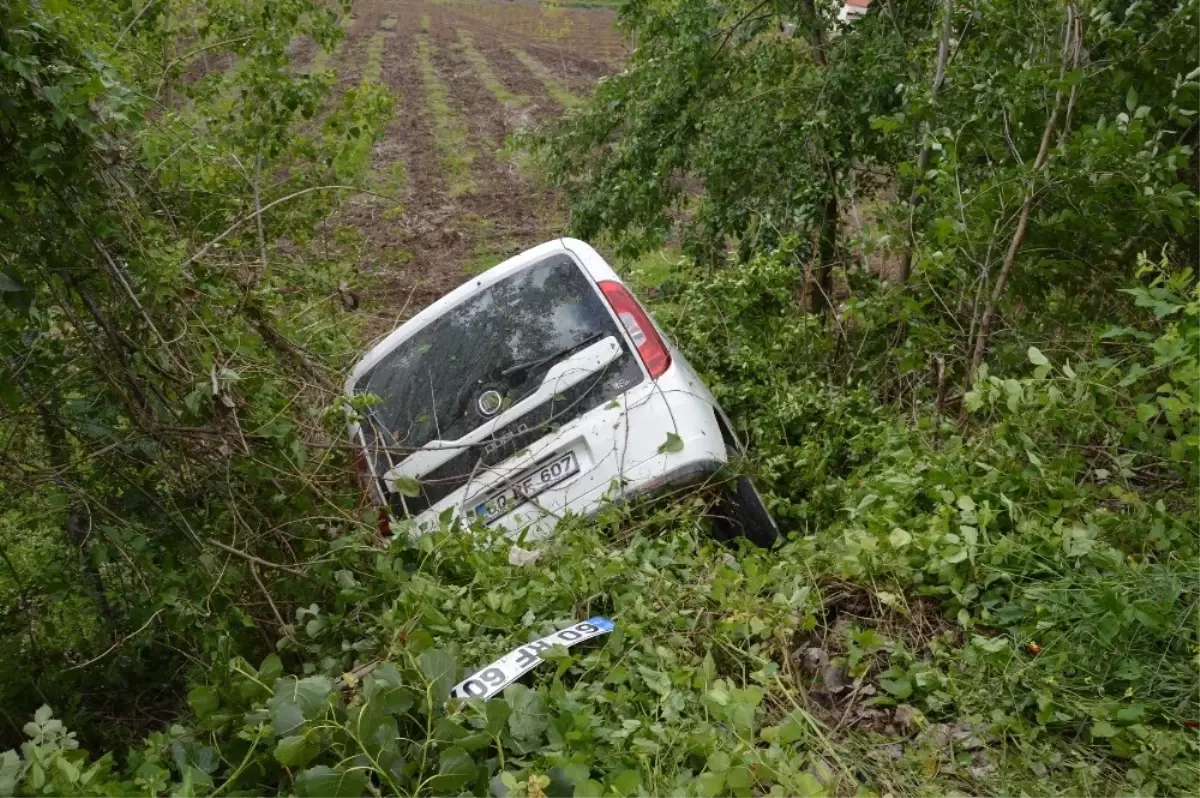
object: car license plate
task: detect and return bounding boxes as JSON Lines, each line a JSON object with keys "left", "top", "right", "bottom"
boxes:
{"left": 452, "top": 617, "right": 615, "bottom": 700}
{"left": 473, "top": 451, "right": 579, "bottom": 523}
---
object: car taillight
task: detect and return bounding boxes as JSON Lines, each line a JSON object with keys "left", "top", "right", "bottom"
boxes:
{"left": 598, "top": 280, "right": 672, "bottom": 379}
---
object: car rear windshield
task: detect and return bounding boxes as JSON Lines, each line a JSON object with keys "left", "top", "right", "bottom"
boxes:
{"left": 354, "top": 254, "right": 641, "bottom": 469}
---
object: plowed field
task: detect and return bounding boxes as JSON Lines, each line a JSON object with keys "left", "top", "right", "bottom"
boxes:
{"left": 306, "top": 0, "right": 623, "bottom": 336}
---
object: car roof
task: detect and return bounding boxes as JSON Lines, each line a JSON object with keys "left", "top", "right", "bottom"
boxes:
{"left": 346, "top": 238, "right": 588, "bottom": 393}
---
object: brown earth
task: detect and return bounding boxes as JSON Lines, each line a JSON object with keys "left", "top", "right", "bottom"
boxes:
{"left": 302, "top": 0, "right": 621, "bottom": 341}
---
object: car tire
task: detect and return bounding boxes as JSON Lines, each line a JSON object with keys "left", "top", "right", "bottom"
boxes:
{"left": 712, "top": 472, "right": 779, "bottom": 549}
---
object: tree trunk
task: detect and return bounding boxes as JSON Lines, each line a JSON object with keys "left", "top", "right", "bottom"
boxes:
{"left": 966, "top": 1, "right": 1081, "bottom": 387}
{"left": 799, "top": 0, "right": 837, "bottom": 314}
{"left": 897, "top": 0, "right": 954, "bottom": 283}
{"left": 814, "top": 192, "right": 839, "bottom": 314}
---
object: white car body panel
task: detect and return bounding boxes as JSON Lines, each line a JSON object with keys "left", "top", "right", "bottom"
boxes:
{"left": 346, "top": 238, "right": 736, "bottom": 541}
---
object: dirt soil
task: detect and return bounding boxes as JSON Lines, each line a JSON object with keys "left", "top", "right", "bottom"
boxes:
{"left": 302, "top": 0, "right": 622, "bottom": 341}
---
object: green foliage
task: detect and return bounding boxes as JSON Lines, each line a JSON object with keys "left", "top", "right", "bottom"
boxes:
{"left": 0, "top": 0, "right": 391, "bottom": 747}
{"left": 1, "top": 0, "right": 1197, "bottom": 794}
{"left": 532, "top": 0, "right": 931, "bottom": 260}
{"left": 0, "top": 521, "right": 826, "bottom": 796}
{"left": 651, "top": 247, "right": 1200, "bottom": 794}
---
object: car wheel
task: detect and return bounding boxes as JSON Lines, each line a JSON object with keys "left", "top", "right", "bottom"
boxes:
{"left": 712, "top": 472, "right": 779, "bottom": 549}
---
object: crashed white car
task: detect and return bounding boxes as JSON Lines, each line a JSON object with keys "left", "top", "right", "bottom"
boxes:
{"left": 346, "top": 238, "right": 777, "bottom": 546}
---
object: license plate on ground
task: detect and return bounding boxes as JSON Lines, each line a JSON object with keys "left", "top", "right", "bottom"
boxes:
{"left": 473, "top": 451, "right": 579, "bottom": 524}
{"left": 452, "top": 617, "right": 615, "bottom": 700}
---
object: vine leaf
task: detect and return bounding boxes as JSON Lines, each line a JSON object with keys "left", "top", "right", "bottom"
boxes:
{"left": 268, "top": 676, "right": 333, "bottom": 735}
{"left": 417, "top": 648, "right": 457, "bottom": 704}
{"left": 427, "top": 746, "right": 477, "bottom": 793}
{"left": 393, "top": 475, "right": 422, "bottom": 497}
{"left": 657, "top": 432, "right": 684, "bottom": 454}
{"left": 295, "top": 765, "right": 367, "bottom": 798}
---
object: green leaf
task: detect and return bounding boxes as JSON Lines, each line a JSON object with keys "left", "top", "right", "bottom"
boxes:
{"left": 608, "top": 770, "right": 641, "bottom": 797}
{"left": 560, "top": 763, "right": 590, "bottom": 787}
{"left": 54, "top": 757, "right": 79, "bottom": 784}
{"left": 268, "top": 676, "right": 333, "bottom": 736}
{"left": 1092, "top": 720, "right": 1119, "bottom": 738}
{"left": 0, "top": 750, "right": 22, "bottom": 797}
{"left": 706, "top": 751, "right": 730, "bottom": 773}
{"left": 485, "top": 699, "right": 511, "bottom": 735}
{"left": 187, "top": 686, "right": 220, "bottom": 720}
{"left": 726, "top": 765, "right": 753, "bottom": 790}
{"left": 1125, "top": 86, "right": 1138, "bottom": 112}
{"left": 0, "top": 273, "right": 23, "bottom": 292}
{"left": 274, "top": 735, "right": 315, "bottom": 767}
{"left": 417, "top": 648, "right": 457, "bottom": 704}
{"left": 657, "top": 432, "right": 684, "bottom": 454}
{"left": 296, "top": 765, "right": 367, "bottom": 797}
{"left": 363, "top": 672, "right": 413, "bottom": 717}
{"left": 433, "top": 716, "right": 468, "bottom": 744}
{"left": 795, "top": 771, "right": 829, "bottom": 797}
{"left": 505, "top": 683, "right": 547, "bottom": 740}
{"left": 574, "top": 779, "right": 604, "bottom": 798}
{"left": 393, "top": 475, "right": 422, "bottom": 497}
{"left": 695, "top": 772, "right": 726, "bottom": 797}
{"left": 259, "top": 654, "right": 284, "bottom": 685}
{"left": 888, "top": 527, "right": 912, "bottom": 548}
{"left": 1027, "top": 346, "right": 1049, "bottom": 366}
{"left": 428, "top": 746, "right": 477, "bottom": 793}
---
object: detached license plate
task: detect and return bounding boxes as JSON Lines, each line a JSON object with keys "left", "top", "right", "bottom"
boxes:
{"left": 452, "top": 617, "right": 615, "bottom": 700}
{"left": 473, "top": 451, "right": 579, "bottom": 524}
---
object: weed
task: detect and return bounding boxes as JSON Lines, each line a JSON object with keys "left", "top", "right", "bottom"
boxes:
{"left": 510, "top": 47, "right": 583, "bottom": 110}
{"left": 362, "top": 27, "right": 388, "bottom": 85}
{"left": 457, "top": 29, "right": 531, "bottom": 109}
{"left": 416, "top": 33, "right": 476, "bottom": 197}
{"left": 307, "top": 14, "right": 354, "bottom": 74}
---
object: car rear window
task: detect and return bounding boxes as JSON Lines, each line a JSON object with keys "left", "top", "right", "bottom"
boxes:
{"left": 354, "top": 254, "right": 643, "bottom": 472}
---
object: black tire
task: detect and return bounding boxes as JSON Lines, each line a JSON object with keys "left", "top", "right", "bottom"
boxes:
{"left": 712, "top": 474, "right": 779, "bottom": 549}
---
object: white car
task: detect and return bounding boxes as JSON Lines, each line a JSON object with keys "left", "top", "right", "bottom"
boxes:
{"left": 345, "top": 239, "right": 777, "bottom": 546}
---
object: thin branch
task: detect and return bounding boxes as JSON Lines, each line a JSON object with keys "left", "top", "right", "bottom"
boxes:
{"left": 91, "top": 236, "right": 190, "bottom": 374}
{"left": 966, "top": 0, "right": 1081, "bottom": 386}
{"left": 115, "top": 0, "right": 163, "bottom": 47}
{"left": 185, "top": 185, "right": 391, "bottom": 267}
{"left": 250, "top": 564, "right": 290, "bottom": 634}
{"left": 207, "top": 538, "right": 308, "bottom": 576}
{"left": 65, "top": 609, "right": 165, "bottom": 672}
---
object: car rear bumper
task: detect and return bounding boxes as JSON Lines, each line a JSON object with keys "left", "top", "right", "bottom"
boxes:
{"left": 400, "top": 365, "right": 730, "bottom": 541}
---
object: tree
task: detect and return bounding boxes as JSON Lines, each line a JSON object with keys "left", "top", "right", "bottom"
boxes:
{"left": 0, "top": 0, "right": 392, "bottom": 739}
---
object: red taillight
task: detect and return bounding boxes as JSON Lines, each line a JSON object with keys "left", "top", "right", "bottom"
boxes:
{"left": 598, "top": 280, "right": 672, "bottom": 379}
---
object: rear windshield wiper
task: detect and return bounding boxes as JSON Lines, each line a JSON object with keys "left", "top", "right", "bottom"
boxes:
{"left": 501, "top": 332, "right": 605, "bottom": 378}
